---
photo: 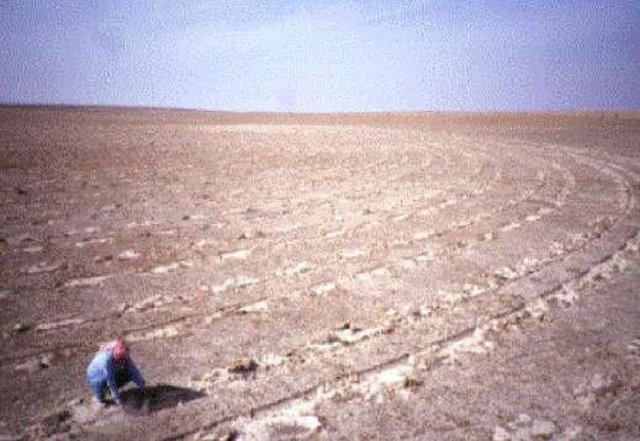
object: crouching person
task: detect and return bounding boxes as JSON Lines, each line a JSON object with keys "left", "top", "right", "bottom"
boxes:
{"left": 86, "top": 338, "right": 145, "bottom": 407}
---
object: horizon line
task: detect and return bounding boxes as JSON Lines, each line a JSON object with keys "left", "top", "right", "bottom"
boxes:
{"left": 1, "top": 101, "right": 638, "bottom": 116}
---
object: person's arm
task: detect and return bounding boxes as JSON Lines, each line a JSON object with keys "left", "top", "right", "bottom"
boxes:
{"left": 127, "top": 358, "right": 146, "bottom": 389}
{"left": 105, "top": 359, "right": 123, "bottom": 405}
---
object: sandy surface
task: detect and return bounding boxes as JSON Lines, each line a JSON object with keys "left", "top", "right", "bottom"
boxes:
{"left": 0, "top": 106, "right": 639, "bottom": 440}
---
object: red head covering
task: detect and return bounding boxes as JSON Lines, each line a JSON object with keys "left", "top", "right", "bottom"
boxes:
{"left": 112, "top": 338, "right": 130, "bottom": 361}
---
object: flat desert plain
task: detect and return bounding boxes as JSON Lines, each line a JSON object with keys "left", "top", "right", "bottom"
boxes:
{"left": 1, "top": 107, "right": 639, "bottom": 440}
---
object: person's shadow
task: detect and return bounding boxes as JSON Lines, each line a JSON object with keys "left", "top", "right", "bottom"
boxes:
{"left": 119, "top": 383, "right": 205, "bottom": 416}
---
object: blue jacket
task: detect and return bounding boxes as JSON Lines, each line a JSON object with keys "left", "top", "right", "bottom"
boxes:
{"left": 86, "top": 347, "right": 145, "bottom": 404}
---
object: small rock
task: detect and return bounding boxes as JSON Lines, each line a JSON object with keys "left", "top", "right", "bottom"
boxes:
{"left": 75, "top": 237, "right": 113, "bottom": 248}
{"left": 409, "top": 304, "right": 431, "bottom": 318}
{"left": 284, "top": 261, "right": 315, "bottom": 276}
{"left": 193, "top": 239, "right": 215, "bottom": 249}
{"left": 515, "top": 413, "right": 532, "bottom": 427}
{"left": 238, "top": 300, "right": 268, "bottom": 314}
{"left": 259, "top": 353, "right": 286, "bottom": 368}
{"left": 203, "top": 314, "right": 220, "bottom": 325}
{"left": 100, "top": 204, "right": 119, "bottom": 212}
{"left": 118, "top": 250, "right": 140, "bottom": 261}
{"left": 557, "top": 425, "right": 583, "bottom": 440}
{"left": 403, "top": 375, "right": 423, "bottom": 389}
{"left": 35, "top": 318, "right": 84, "bottom": 331}
{"left": 15, "top": 358, "right": 41, "bottom": 373}
{"left": 462, "top": 283, "right": 486, "bottom": 297}
{"left": 591, "top": 373, "right": 622, "bottom": 397}
{"left": 385, "top": 308, "right": 399, "bottom": 317}
{"left": 219, "top": 429, "right": 239, "bottom": 441}
{"left": 39, "top": 353, "right": 56, "bottom": 369}
{"left": 530, "top": 420, "right": 556, "bottom": 439}
{"left": 219, "top": 249, "right": 252, "bottom": 261}
{"left": 413, "top": 230, "right": 435, "bottom": 241}
{"left": 341, "top": 248, "right": 366, "bottom": 259}
{"left": 17, "top": 234, "right": 36, "bottom": 244}
{"left": 150, "top": 262, "right": 180, "bottom": 274}
{"left": 492, "top": 426, "right": 511, "bottom": 441}
{"left": 22, "top": 245, "right": 43, "bottom": 254}
{"left": 235, "top": 275, "right": 258, "bottom": 288}
{"left": 211, "top": 278, "right": 235, "bottom": 294}
{"left": 229, "top": 358, "right": 258, "bottom": 378}
{"left": 66, "top": 397, "right": 84, "bottom": 407}
{"left": 64, "top": 275, "right": 111, "bottom": 288}
{"left": 0, "top": 290, "right": 12, "bottom": 300}
{"left": 196, "top": 429, "right": 238, "bottom": 441}
{"left": 324, "top": 230, "right": 344, "bottom": 239}
{"left": 526, "top": 299, "right": 548, "bottom": 322}
{"left": 311, "top": 282, "right": 336, "bottom": 296}
{"left": 13, "top": 323, "right": 30, "bottom": 333}
{"left": 24, "top": 262, "right": 63, "bottom": 274}
{"left": 127, "top": 324, "right": 180, "bottom": 341}
{"left": 238, "top": 230, "right": 253, "bottom": 240}
{"left": 494, "top": 266, "right": 519, "bottom": 280}
{"left": 483, "top": 232, "right": 496, "bottom": 241}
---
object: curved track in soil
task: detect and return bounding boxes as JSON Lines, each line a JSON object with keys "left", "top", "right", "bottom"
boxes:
{"left": 0, "top": 108, "right": 639, "bottom": 440}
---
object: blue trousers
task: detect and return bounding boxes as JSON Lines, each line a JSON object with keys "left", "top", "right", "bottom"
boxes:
{"left": 87, "top": 369, "right": 131, "bottom": 401}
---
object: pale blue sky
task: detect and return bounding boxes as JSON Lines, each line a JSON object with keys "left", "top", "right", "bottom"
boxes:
{"left": 1, "top": 1, "right": 639, "bottom": 111}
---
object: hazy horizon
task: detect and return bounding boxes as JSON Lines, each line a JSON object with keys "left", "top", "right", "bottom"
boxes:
{"left": 2, "top": 1, "right": 639, "bottom": 112}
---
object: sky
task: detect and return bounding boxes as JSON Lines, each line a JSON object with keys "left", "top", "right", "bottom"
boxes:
{"left": 1, "top": 0, "right": 639, "bottom": 112}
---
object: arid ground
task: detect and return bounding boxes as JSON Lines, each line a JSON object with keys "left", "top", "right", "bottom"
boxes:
{"left": 1, "top": 107, "right": 639, "bottom": 440}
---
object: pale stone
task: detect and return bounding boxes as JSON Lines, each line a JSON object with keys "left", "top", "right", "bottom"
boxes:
{"left": 64, "top": 275, "right": 111, "bottom": 288}
{"left": 311, "top": 282, "right": 336, "bottom": 296}
{"left": 239, "top": 300, "right": 268, "bottom": 314}
{"left": 492, "top": 426, "right": 511, "bottom": 441}
{"left": 117, "top": 249, "right": 139, "bottom": 260}
{"left": 35, "top": 318, "right": 84, "bottom": 331}
{"left": 0, "top": 290, "right": 11, "bottom": 300}
{"left": 150, "top": 262, "right": 180, "bottom": 274}
{"left": 530, "top": 420, "right": 557, "bottom": 439}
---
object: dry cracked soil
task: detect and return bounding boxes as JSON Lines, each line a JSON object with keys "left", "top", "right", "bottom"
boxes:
{"left": 0, "top": 106, "right": 639, "bottom": 440}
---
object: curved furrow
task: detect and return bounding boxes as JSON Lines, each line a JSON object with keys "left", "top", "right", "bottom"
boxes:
{"left": 0, "top": 136, "right": 610, "bottom": 369}
{"left": 1, "top": 137, "right": 560, "bottom": 362}
{"left": 2, "top": 113, "right": 639, "bottom": 440}
{"left": 94, "top": 144, "right": 640, "bottom": 440}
